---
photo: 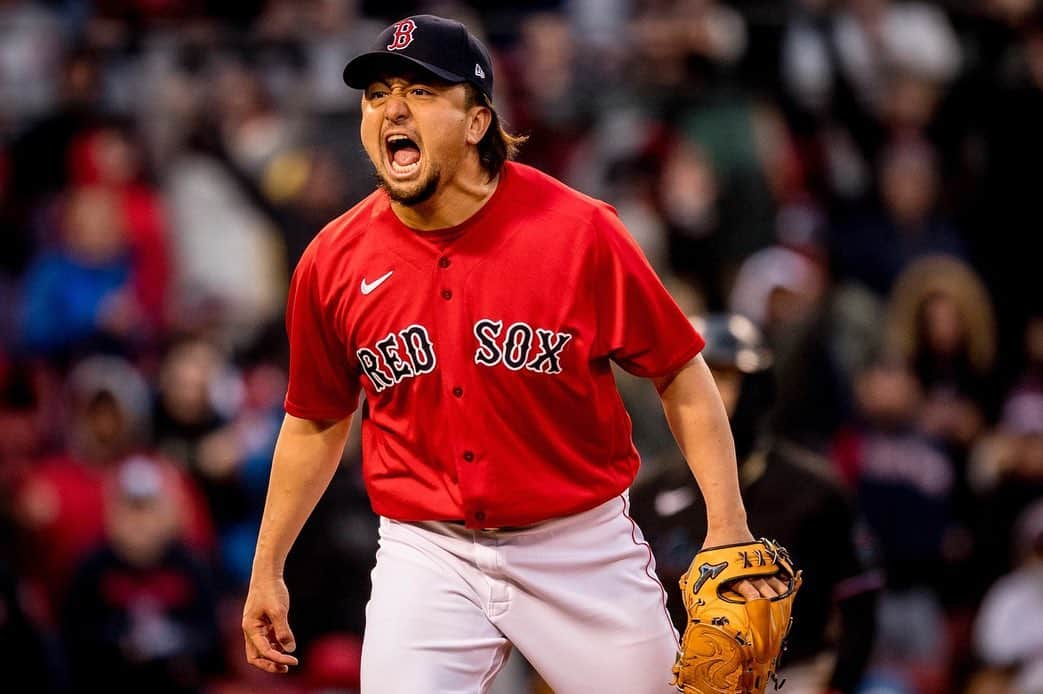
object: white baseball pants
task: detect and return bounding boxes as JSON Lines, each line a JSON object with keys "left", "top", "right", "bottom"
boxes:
{"left": 359, "top": 492, "right": 680, "bottom": 693}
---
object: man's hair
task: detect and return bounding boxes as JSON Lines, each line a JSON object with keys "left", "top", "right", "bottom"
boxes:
{"left": 464, "top": 85, "right": 527, "bottom": 180}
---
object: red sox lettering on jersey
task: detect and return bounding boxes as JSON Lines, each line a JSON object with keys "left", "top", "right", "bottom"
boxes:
{"left": 356, "top": 321, "right": 574, "bottom": 393}
{"left": 473, "top": 320, "right": 573, "bottom": 373}
{"left": 284, "top": 162, "right": 704, "bottom": 529}
{"left": 355, "top": 324, "right": 437, "bottom": 392}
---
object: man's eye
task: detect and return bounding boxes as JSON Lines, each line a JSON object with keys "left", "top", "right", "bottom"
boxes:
{"left": 411, "top": 88, "right": 433, "bottom": 96}
{"left": 368, "top": 90, "right": 388, "bottom": 99}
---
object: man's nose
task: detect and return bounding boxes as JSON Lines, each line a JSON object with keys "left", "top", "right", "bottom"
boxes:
{"left": 385, "top": 94, "right": 410, "bottom": 123}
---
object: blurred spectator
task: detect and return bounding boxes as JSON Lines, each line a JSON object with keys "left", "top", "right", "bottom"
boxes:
{"left": 163, "top": 128, "right": 287, "bottom": 349}
{"left": 778, "top": 0, "right": 874, "bottom": 201}
{"left": 627, "top": 0, "right": 779, "bottom": 296}
{"left": 505, "top": 11, "right": 593, "bottom": 180}
{"left": 970, "top": 389, "right": 1043, "bottom": 585}
{"left": 0, "top": 357, "right": 44, "bottom": 478}
{"left": 152, "top": 336, "right": 278, "bottom": 585}
{"left": 972, "top": 499, "right": 1043, "bottom": 694}
{"left": 212, "top": 60, "right": 300, "bottom": 182}
{"left": 216, "top": 361, "right": 287, "bottom": 587}
{"left": 0, "top": 359, "right": 51, "bottom": 689}
{"left": 17, "top": 185, "right": 146, "bottom": 359}
{"left": 835, "top": 357, "right": 957, "bottom": 690}
{"left": 675, "top": 105, "right": 780, "bottom": 295}
{"left": 296, "top": 1, "right": 385, "bottom": 114}
{"left": 886, "top": 255, "right": 995, "bottom": 451}
{"left": 7, "top": 46, "right": 104, "bottom": 216}
{"left": 837, "top": 0, "right": 960, "bottom": 133}
{"left": 782, "top": 0, "right": 960, "bottom": 118}
{"left": 0, "top": 552, "right": 51, "bottom": 690}
{"left": 773, "top": 0, "right": 972, "bottom": 205}
{"left": 837, "top": 358, "right": 956, "bottom": 582}
{"left": 630, "top": 0, "right": 748, "bottom": 91}
{"left": 68, "top": 126, "right": 172, "bottom": 330}
{"left": 729, "top": 244, "right": 827, "bottom": 335}
{"left": 14, "top": 356, "right": 148, "bottom": 606}
{"left": 0, "top": 0, "right": 65, "bottom": 125}
{"left": 263, "top": 146, "right": 359, "bottom": 271}
{"left": 780, "top": 0, "right": 844, "bottom": 116}
{"left": 62, "top": 455, "right": 223, "bottom": 693}
{"left": 728, "top": 245, "right": 855, "bottom": 452}
{"left": 658, "top": 138, "right": 728, "bottom": 304}
{"left": 15, "top": 356, "right": 211, "bottom": 612}
{"left": 832, "top": 140, "right": 966, "bottom": 296}
{"left": 153, "top": 338, "right": 233, "bottom": 472}
{"left": 568, "top": 0, "right": 629, "bottom": 54}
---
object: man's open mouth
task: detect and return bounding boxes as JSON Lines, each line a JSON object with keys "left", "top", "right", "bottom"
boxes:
{"left": 386, "top": 134, "right": 421, "bottom": 177}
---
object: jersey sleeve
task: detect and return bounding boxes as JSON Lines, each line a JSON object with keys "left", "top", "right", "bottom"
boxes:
{"left": 283, "top": 244, "right": 361, "bottom": 420}
{"left": 591, "top": 205, "right": 705, "bottom": 377}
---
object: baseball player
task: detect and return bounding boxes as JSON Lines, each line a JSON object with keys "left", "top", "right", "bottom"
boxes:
{"left": 242, "top": 15, "right": 786, "bottom": 693}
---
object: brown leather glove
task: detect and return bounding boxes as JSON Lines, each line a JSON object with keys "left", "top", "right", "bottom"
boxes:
{"left": 672, "top": 538, "right": 802, "bottom": 693}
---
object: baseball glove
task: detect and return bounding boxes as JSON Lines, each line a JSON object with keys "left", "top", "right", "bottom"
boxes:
{"left": 671, "top": 538, "right": 802, "bottom": 694}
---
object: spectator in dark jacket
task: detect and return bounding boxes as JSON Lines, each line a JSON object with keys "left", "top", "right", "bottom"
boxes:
{"left": 62, "top": 456, "right": 222, "bottom": 693}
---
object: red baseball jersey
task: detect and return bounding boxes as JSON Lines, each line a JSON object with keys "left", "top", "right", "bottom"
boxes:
{"left": 284, "top": 162, "right": 704, "bottom": 528}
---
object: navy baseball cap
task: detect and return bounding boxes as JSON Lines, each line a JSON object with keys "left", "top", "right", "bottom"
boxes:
{"left": 343, "top": 15, "right": 494, "bottom": 99}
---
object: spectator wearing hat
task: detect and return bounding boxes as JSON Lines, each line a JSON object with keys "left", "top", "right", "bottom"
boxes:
{"left": 61, "top": 456, "right": 223, "bottom": 693}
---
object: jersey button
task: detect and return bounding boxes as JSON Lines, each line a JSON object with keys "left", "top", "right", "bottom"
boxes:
{"left": 438, "top": 256, "right": 451, "bottom": 268}
{"left": 441, "top": 289, "right": 453, "bottom": 300}
{"left": 452, "top": 387, "right": 463, "bottom": 397}
{"left": 463, "top": 451, "right": 475, "bottom": 462}
{"left": 474, "top": 510, "right": 486, "bottom": 522}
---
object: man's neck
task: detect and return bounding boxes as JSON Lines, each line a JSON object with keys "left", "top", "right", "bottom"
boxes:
{"left": 390, "top": 161, "right": 501, "bottom": 231}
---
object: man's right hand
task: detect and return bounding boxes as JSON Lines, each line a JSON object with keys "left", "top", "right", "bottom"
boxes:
{"left": 242, "top": 414, "right": 353, "bottom": 673}
{"left": 242, "top": 577, "right": 299, "bottom": 673}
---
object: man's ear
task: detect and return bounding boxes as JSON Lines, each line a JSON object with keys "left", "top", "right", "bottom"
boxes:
{"left": 466, "top": 105, "right": 492, "bottom": 145}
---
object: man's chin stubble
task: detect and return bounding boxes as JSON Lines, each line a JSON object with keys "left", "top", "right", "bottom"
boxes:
{"left": 375, "top": 170, "right": 440, "bottom": 207}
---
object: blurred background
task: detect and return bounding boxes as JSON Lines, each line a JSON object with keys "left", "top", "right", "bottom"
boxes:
{"left": 1, "top": 0, "right": 1042, "bottom": 692}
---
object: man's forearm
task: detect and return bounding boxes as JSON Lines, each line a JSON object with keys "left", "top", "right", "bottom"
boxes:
{"left": 655, "top": 355, "right": 748, "bottom": 535}
{"left": 251, "top": 413, "right": 353, "bottom": 578}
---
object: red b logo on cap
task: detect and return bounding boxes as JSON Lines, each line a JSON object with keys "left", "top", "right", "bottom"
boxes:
{"left": 387, "top": 19, "right": 417, "bottom": 51}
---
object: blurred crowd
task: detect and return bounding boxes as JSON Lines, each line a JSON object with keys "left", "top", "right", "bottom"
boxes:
{"left": 1, "top": 0, "right": 1042, "bottom": 692}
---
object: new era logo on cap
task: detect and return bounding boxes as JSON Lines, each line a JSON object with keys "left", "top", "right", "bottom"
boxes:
{"left": 343, "top": 14, "right": 495, "bottom": 99}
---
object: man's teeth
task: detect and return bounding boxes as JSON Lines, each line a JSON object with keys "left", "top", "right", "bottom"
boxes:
{"left": 390, "top": 160, "right": 419, "bottom": 173}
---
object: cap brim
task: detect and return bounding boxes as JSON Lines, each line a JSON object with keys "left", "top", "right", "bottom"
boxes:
{"left": 343, "top": 52, "right": 466, "bottom": 89}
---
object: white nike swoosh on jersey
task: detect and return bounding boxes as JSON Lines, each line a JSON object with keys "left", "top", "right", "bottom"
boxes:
{"left": 360, "top": 270, "right": 394, "bottom": 295}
